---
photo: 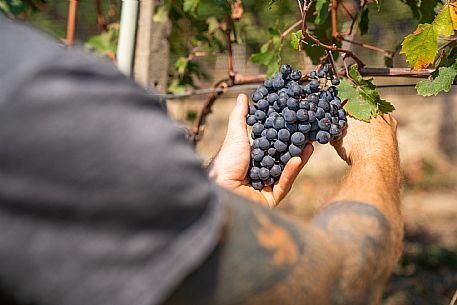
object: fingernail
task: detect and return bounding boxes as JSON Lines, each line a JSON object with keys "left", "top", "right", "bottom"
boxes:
{"left": 237, "top": 94, "right": 244, "bottom": 106}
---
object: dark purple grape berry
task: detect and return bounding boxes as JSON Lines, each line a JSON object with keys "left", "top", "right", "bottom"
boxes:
{"left": 290, "top": 70, "right": 302, "bottom": 81}
{"left": 252, "top": 122, "right": 264, "bottom": 135}
{"left": 308, "top": 110, "right": 316, "bottom": 122}
{"left": 298, "top": 123, "right": 311, "bottom": 133}
{"left": 272, "top": 116, "right": 285, "bottom": 130}
{"left": 287, "top": 98, "right": 299, "bottom": 110}
{"left": 270, "top": 165, "right": 282, "bottom": 178}
{"left": 261, "top": 155, "right": 275, "bottom": 169}
{"left": 329, "top": 124, "right": 341, "bottom": 136}
{"left": 284, "top": 109, "right": 297, "bottom": 123}
{"left": 308, "top": 93, "right": 319, "bottom": 103}
{"left": 310, "top": 80, "right": 320, "bottom": 90}
{"left": 297, "top": 109, "right": 309, "bottom": 121}
{"left": 259, "top": 137, "right": 270, "bottom": 150}
{"left": 251, "top": 180, "right": 263, "bottom": 190}
{"left": 278, "top": 129, "right": 291, "bottom": 141}
{"left": 338, "top": 119, "right": 347, "bottom": 129}
{"left": 247, "top": 115, "right": 256, "bottom": 126}
{"left": 299, "top": 100, "right": 310, "bottom": 110}
{"left": 291, "top": 132, "right": 306, "bottom": 146}
{"left": 258, "top": 86, "right": 269, "bottom": 96}
{"left": 285, "top": 122, "right": 298, "bottom": 133}
{"left": 280, "top": 152, "right": 292, "bottom": 164}
{"left": 266, "top": 128, "right": 278, "bottom": 141}
{"left": 280, "top": 64, "right": 292, "bottom": 76}
{"left": 310, "top": 121, "right": 319, "bottom": 131}
{"left": 263, "top": 177, "right": 275, "bottom": 186}
{"left": 318, "top": 99, "right": 330, "bottom": 111}
{"left": 272, "top": 78, "right": 285, "bottom": 90}
{"left": 315, "top": 107, "right": 325, "bottom": 120}
{"left": 252, "top": 91, "right": 263, "bottom": 102}
{"left": 267, "top": 93, "right": 279, "bottom": 103}
{"left": 256, "top": 99, "right": 269, "bottom": 110}
{"left": 259, "top": 167, "right": 270, "bottom": 180}
{"left": 289, "top": 144, "right": 303, "bottom": 156}
{"left": 318, "top": 117, "right": 331, "bottom": 131}
{"left": 316, "top": 130, "right": 331, "bottom": 144}
{"left": 250, "top": 167, "right": 260, "bottom": 180}
{"left": 338, "top": 109, "right": 346, "bottom": 120}
{"left": 255, "top": 110, "right": 266, "bottom": 121}
{"left": 251, "top": 148, "right": 264, "bottom": 162}
{"left": 274, "top": 140, "right": 288, "bottom": 152}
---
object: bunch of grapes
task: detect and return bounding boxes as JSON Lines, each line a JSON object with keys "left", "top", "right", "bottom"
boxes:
{"left": 246, "top": 63, "right": 347, "bottom": 190}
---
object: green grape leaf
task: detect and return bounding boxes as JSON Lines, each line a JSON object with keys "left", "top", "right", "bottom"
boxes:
{"left": 338, "top": 65, "right": 395, "bottom": 121}
{"left": 0, "top": 1, "right": 11, "bottom": 14}
{"left": 167, "top": 79, "right": 187, "bottom": 94}
{"left": 251, "top": 49, "right": 279, "bottom": 77}
{"left": 1, "top": 0, "right": 24, "bottom": 15}
{"left": 358, "top": 7, "right": 369, "bottom": 35}
{"left": 302, "top": 44, "right": 325, "bottom": 65}
{"left": 250, "top": 32, "right": 282, "bottom": 78}
{"left": 315, "top": 0, "right": 329, "bottom": 25}
{"left": 416, "top": 64, "right": 457, "bottom": 96}
{"left": 85, "top": 25, "right": 119, "bottom": 57}
{"left": 401, "top": 0, "right": 440, "bottom": 23}
{"left": 291, "top": 30, "right": 303, "bottom": 50}
{"left": 400, "top": 23, "right": 437, "bottom": 70}
{"left": 302, "top": 15, "right": 335, "bottom": 64}
{"left": 207, "top": 17, "right": 220, "bottom": 34}
{"left": 183, "top": 0, "right": 200, "bottom": 15}
{"left": 338, "top": 78, "right": 376, "bottom": 121}
{"left": 175, "top": 57, "right": 189, "bottom": 76}
{"left": 384, "top": 55, "right": 394, "bottom": 67}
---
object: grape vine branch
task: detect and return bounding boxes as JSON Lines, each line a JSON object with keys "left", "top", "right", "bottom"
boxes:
{"left": 189, "top": 0, "right": 453, "bottom": 143}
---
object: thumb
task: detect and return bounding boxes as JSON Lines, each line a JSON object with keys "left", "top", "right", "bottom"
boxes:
{"left": 225, "top": 94, "right": 249, "bottom": 141}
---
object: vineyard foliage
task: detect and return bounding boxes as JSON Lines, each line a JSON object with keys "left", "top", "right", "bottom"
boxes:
{"left": 1, "top": 0, "right": 456, "bottom": 121}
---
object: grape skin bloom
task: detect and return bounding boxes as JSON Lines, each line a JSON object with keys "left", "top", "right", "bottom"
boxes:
{"left": 246, "top": 63, "right": 347, "bottom": 189}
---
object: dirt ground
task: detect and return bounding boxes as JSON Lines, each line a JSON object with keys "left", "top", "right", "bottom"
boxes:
{"left": 167, "top": 84, "right": 457, "bottom": 305}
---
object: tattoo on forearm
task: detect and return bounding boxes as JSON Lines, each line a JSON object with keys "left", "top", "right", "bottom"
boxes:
{"left": 164, "top": 198, "right": 400, "bottom": 305}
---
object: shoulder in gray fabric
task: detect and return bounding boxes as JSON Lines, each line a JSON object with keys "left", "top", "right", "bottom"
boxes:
{"left": 0, "top": 18, "right": 224, "bottom": 305}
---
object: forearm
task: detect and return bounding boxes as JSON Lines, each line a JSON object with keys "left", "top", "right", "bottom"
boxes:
{"left": 314, "top": 140, "right": 403, "bottom": 304}
{"left": 330, "top": 160, "right": 401, "bottom": 221}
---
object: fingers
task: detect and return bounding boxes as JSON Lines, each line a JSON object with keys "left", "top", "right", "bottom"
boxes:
{"left": 331, "top": 127, "right": 350, "bottom": 164}
{"left": 225, "top": 94, "right": 249, "bottom": 141}
{"left": 273, "top": 143, "right": 314, "bottom": 205}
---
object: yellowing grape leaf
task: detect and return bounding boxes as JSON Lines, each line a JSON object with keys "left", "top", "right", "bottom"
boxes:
{"left": 400, "top": 23, "right": 437, "bottom": 70}
{"left": 433, "top": 3, "right": 457, "bottom": 36}
{"left": 338, "top": 65, "right": 395, "bottom": 121}
{"left": 401, "top": 3, "right": 457, "bottom": 71}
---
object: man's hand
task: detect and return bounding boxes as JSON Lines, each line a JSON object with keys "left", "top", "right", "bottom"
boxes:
{"left": 331, "top": 114, "right": 398, "bottom": 165}
{"left": 208, "top": 94, "right": 313, "bottom": 208}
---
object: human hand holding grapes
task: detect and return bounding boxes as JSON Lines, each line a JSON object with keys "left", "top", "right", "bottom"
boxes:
{"left": 209, "top": 94, "right": 314, "bottom": 208}
{"left": 331, "top": 114, "right": 398, "bottom": 165}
